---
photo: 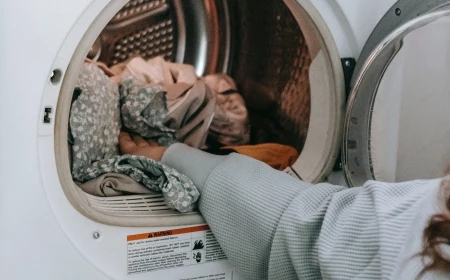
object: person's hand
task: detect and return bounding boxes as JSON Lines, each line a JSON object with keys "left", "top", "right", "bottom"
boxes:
{"left": 119, "top": 131, "right": 168, "bottom": 161}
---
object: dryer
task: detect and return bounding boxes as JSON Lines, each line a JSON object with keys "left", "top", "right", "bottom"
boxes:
{"left": 2, "top": 0, "right": 450, "bottom": 279}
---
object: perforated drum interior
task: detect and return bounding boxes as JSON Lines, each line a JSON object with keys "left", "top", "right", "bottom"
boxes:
{"left": 230, "top": 0, "right": 312, "bottom": 151}
{"left": 89, "top": 0, "right": 312, "bottom": 151}
{"left": 91, "top": 0, "right": 178, "bottom": 65}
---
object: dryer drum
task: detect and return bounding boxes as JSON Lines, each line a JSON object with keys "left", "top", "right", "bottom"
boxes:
{"left": 89, "top": 0, "right": 312, "bottom": 152}
{"left": 54, "top": 0, "right": 344, "bottom": 227}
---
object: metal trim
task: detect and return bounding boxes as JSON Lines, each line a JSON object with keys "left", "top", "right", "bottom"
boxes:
{"left": 351, "top": 0, "right": 450, "bottom": 87}
{"left": 172, "top": 0, "right": 186, "bottom": 63}
{"left": 343, "top": 8, "right": 450, "bottom": 187}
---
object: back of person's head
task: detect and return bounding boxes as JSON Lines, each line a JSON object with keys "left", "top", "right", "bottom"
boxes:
{"left": 420, "top": 176, "right": 450, "bottom": 274}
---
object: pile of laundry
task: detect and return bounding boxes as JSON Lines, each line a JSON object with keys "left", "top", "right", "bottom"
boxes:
{"left": 69, "top": 56, "right": 299, "bottom": 213}
{"left": 87, "top": 56, "right": 251, "bottom": 147}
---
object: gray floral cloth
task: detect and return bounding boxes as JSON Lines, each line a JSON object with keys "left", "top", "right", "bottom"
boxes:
{"left": 71, "top": 64, "right": 122, "bottom": 168}
{"left": 70, "top": 63, "right": 199, "bottom": 212}
{"left": 73, "top": 155, "right": 199, "bottom": 212}
{"left": 120, "top": 77, "right": 176, "bottom": 146}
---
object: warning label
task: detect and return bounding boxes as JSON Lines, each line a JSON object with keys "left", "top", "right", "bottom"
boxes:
{"left": 127, "top": 225, "right": 227, "bottom": 275}
{"left": 179, "top": 272, "right": 229, "bottom": 280}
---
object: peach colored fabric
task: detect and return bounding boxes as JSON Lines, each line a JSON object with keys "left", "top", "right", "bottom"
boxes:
{"left": 203, "top": 73, "right": 250, "bottom": 146}
{"left": 121, "top": 56, "right": 197, "bottom": 85}
{"left": 165, "top": 82, "right": 192, "bottom": 108}
{"left": 76, "top": 173, "right": 156, "bottom": 197}
{"left": 165, "top": 81, "right": 216, "bottom": 148}
{"left": 84, "top": 58, "right": 123, "bottom": 84}
{"left": 88, "top": 56, "right": 250, "bottom": 147}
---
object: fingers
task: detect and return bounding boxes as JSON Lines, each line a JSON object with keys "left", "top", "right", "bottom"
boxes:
{"left": 119, "top": 131, "right": 163, "bottom": 159}
{"left": 132, "top": 135, "right": 150, "bottom": 148}
{"left": 119, "top": 131, "right": 137, "bottom": 154}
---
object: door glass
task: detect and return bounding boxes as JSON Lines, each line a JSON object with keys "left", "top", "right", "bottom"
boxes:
{"left": 371, "top": 16, "right": 450, "bottom": 182}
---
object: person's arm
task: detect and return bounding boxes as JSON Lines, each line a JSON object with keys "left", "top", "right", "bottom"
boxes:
{"left": 161, "top": 143, "right": 344, "bottom": 279}
{"left": 120, "top": 133, "right": 343, "bottom": 279}
{"left": 120, "top": 134, "right": 450, "bottom": 279}
{"left": 161, "top": 143, "right": 225, "bottom": 189}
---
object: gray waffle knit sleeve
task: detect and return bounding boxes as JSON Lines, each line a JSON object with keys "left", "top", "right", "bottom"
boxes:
{"left": 199, "top": 154, "right": 345, "bottom": 279}
{"left": 162, "top": 144, "right": 343, "bottom": 279}
{"left": 162, "top": 144, "right": 449, "bottom": 280}
{"left": 161, "top": 143, "right": 225, "bottom": 190}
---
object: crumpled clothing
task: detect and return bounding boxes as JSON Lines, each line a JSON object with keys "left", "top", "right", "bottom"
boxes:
{"left": 120, "top": 77, "right": 215, "bottom": 148}
{"left": 73, "top": 155, "right": 199, "bottom": 212}
{"left": 203, "top": 73, "right": 250, "bottom": 146}
{"left": 165, "top": 82, "right": 192, "bottom": 108}
{"left": 70, "top": 62, "right": 199, "bottom": 212}
{"left": 165, "top": 81, "right": 216, "bottom": 148}
{"left": 116, "top": 56, "right": 215, "bottom": 148}
{"left": 120, "top": 77, "right": 176, "bottom": 146}
{"left": 84, "top": 58, "right": 122, "bottom": 84}
{"left": 71, "top": 63, "right": 121, "bottom": 170}
{"left": 76, "top": 173, "right": 156, "bottom": 197}
{"left": 204, "top": 143, "right": 299, "bottom": 171}
{"left": 103, "top": 56, "right": 248, "bottom": 147}
{"left": 121, "top": 56, "right": 198, "bottom": 85}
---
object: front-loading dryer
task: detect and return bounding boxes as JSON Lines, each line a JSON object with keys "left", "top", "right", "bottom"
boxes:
{"left": 2, "top": 0, "right": 450, "bottom": 279}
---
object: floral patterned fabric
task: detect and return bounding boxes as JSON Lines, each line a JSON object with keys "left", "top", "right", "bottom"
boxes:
{"left": 120, "top": 77, "right": 176, "bottom": 146}
{"left": 70, "top": 63, "right": 199, "bottom": 212}
{"left": 70, "top": 64, "right": 121, "bottom": 168}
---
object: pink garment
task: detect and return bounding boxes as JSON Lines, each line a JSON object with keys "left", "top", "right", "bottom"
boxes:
{"left": 116, "top": 56, "right": 214, "bottom": 148}
{"left": 165, "top": 81, "right": 216, "bottom": 148}
{"left": 90, "top": 56, "right": 249, "bottom": 147}
{"left": 121, "top": 56, "right": 197, "bottom": 85}
{"left": 165, "top": 82, "right": 192, "bottom": 108}
{"left": 166, "top": 62, "right": 198, "bottom": 85}
{"left": 84, "top": 58, "right": 123, "bottom": 84}
{"left": 203, "top": 73, "right": 250, "bottom": 146}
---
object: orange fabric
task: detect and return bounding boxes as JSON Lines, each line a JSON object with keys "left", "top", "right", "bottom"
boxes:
{"left": 222, "top": 143, "right": 299, "bottom": 171}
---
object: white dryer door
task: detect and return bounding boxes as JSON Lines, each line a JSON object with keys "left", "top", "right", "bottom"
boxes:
{"left": 344, "top": 1, "right": 450, "bottom": 187}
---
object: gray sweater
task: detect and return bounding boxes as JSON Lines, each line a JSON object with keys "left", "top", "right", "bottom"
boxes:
{"left": 162, "top": 144, "right": 449, "bottom": 280}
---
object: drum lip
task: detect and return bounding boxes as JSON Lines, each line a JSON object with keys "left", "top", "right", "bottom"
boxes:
{"left": 343, "top": 7, "right": 450, "bottom": 187}
{"left": 284, "top": 0, "right": 345, "bottom": 183}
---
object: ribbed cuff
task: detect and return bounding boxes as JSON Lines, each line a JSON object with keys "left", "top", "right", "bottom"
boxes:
{"left": 161, "top": 143, "right": 226, "bottom": 192}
